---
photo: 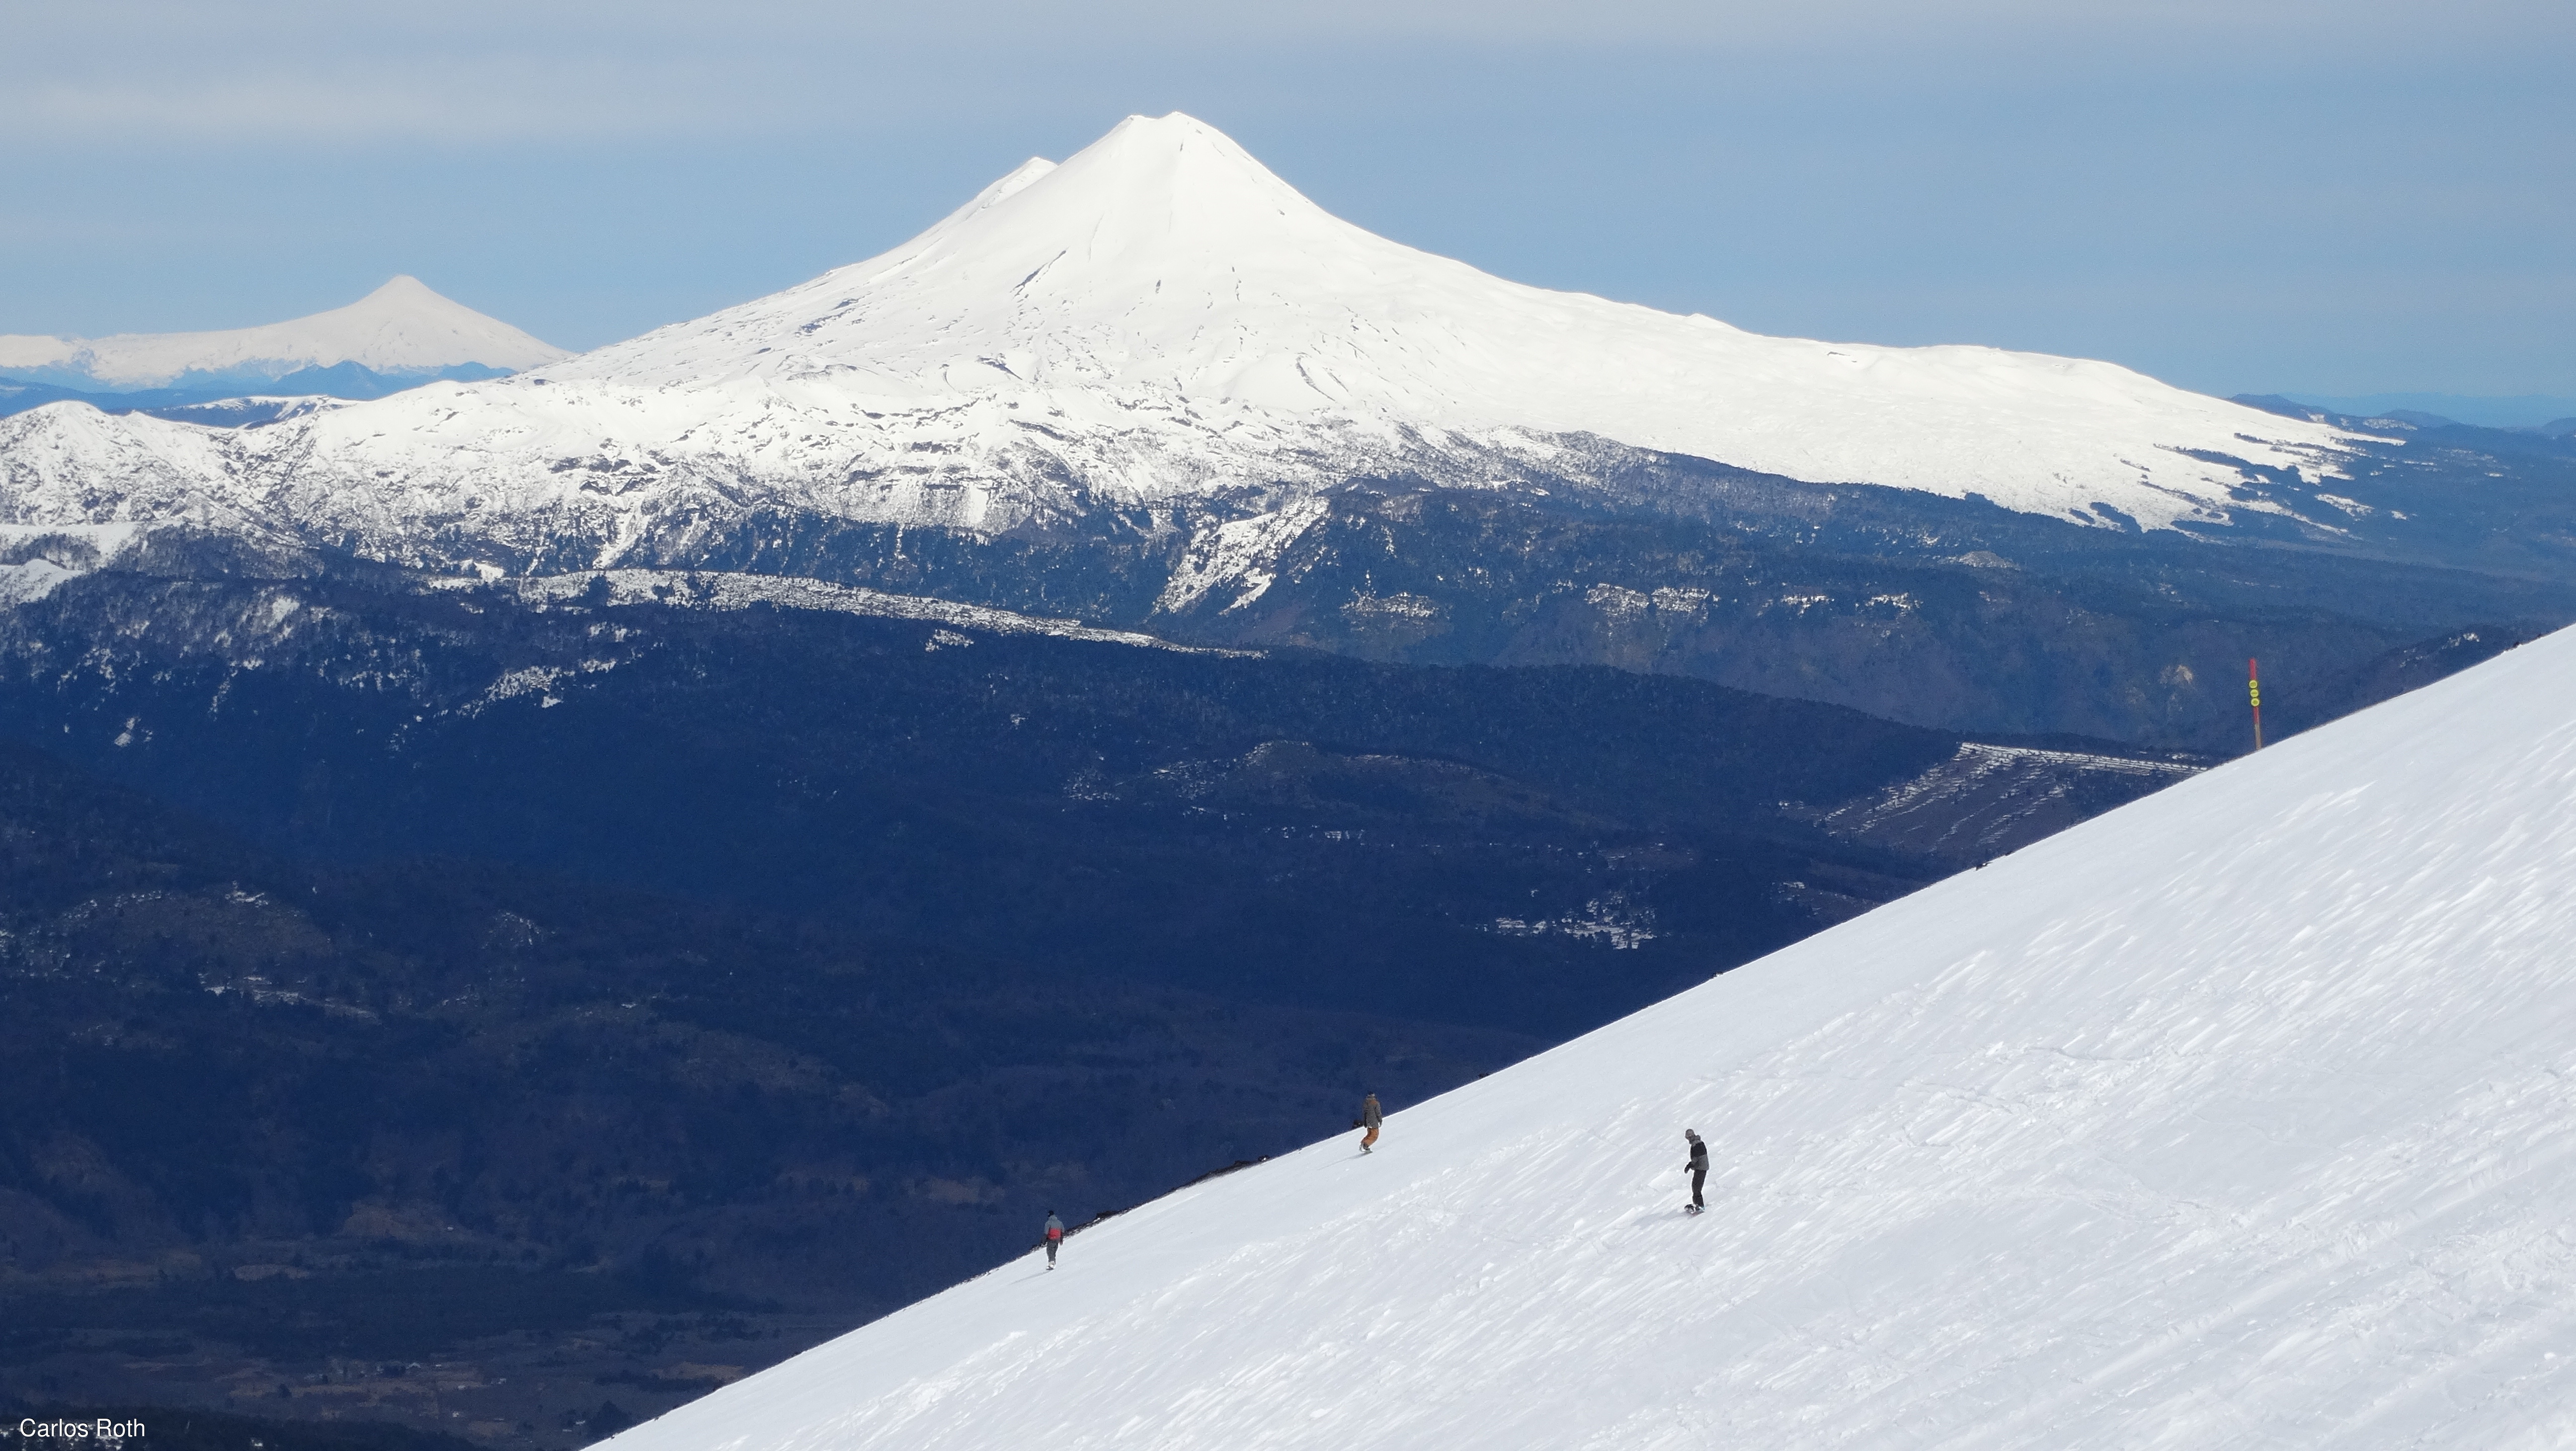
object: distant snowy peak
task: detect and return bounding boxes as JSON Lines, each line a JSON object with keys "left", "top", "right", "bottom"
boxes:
{"left": 0, "top": 276, "right": 566, "bottom": 390}
{"left": 549, "top": 115, "right": 1372, "bottom": 392}
{"left": 543, "top": 111, "right": 2360, "bottom": 531}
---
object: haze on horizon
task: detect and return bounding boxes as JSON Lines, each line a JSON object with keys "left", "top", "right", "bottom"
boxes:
{"left": 0, "top": 0, "right": 2567, "bottom": 409}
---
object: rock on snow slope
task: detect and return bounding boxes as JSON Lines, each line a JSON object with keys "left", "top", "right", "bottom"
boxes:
{"left": 0, "top": 115, "right": 2357, "bottom": 561}
{"left": 0, "top": 275, "right": 565, "bottom": 389}
{"left": 601, "top": 623, "right": 2576, "bottom": 1450}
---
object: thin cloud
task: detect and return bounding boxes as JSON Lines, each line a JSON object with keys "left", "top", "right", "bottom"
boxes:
{"left": 5, "top": 0, "right": 2562, "bottom": 145}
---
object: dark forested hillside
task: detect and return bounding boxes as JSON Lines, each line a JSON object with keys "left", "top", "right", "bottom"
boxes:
{"left": 588, "top": 447, "right": 2576, "bottom": 747}
{"left": 0, "top": 549, "right": 2218, "bottom": 1446}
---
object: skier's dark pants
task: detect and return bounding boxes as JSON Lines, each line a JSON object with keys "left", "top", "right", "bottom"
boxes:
{"left": 1690, "top": 1167, "right": 1707, "bottom": 1209}
{"left": 1046, "top": 1238, "right": 1058, "bottom": 1266}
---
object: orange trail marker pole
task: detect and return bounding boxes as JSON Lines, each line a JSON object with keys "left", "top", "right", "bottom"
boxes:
{"left": 2249, "top": 657, "right": 2263, "bottom": 751}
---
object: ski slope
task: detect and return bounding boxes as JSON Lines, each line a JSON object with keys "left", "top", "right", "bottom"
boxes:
{"left": 602, "top": 623, "right": 2576, "bottom": 1450}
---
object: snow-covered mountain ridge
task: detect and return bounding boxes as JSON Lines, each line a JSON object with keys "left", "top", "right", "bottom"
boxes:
{"left": 0, "top": 276, "right": 564, "bottom": 391}
{"left": 460, "top": 568, "right": 1252, "bottom": 654}
{"left": 602, "top": 621, "right": 2576, "bottom": 1450}
{"left": 0, "top": 115, "right": 2365, "bottom": 572}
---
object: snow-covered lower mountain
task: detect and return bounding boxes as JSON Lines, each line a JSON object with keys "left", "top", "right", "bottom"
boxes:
{"left": 0, "top": 115, "right": 2364, "bottom": 572}
{"left": 0, "top": 275, "right": 564, "bottom": 393}
{"left": 600, "top": 622, "right": 2576, "bottom": 1450}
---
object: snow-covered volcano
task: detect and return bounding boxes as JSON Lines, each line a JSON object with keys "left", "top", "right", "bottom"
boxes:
{"left": 0, "top": 276, "right": 565, "bottom": 392}
{"left": 557, "top": 113, "right": 2353, "bottom": 524}
{"left": 0, "top": 114, "right": 2358, "bottom": 563}
{"left": 599, "top": 624, "right": 2576, "bottom": 1449}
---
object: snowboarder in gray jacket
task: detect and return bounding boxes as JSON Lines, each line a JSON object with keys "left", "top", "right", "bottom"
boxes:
{"left": 1683, "top": 1130, "right": 1709, "bottom": 1213}
{"left": 1043, "top": 1211, "right": 1065, "bottom": 1268}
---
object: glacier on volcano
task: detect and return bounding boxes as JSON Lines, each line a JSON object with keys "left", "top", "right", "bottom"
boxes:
{"left": 0, "top": 114, "right": 2360, "bottom": 569}
{"left": 598, "top": 623, "right": 2576, "bottom": 1450}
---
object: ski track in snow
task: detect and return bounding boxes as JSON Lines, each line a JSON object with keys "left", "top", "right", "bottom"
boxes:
{"left": 604, "top": 625, "right": 2576, "bottom": 1450}
{"left": 0, "top": 116, "right": 2366, "bottom": 565}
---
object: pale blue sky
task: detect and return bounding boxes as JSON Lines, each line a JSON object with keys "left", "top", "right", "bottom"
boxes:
{"left": 1, "top": 0, "right": 2568, "bottom": 405}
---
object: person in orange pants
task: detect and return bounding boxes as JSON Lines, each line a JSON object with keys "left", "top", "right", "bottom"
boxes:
{"left": 1359, "top": 1093, "right": 1383, "bottom": 1153}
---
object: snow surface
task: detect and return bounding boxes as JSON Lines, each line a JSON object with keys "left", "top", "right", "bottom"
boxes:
{"left": 0, "top": 276, "right": 565, "bottom": 388}
{"left": 0, "top": 116, "right": 2362, "bottom": 566}
{"left": 601, "top": 623, "right": 2576, "bottom": 1450}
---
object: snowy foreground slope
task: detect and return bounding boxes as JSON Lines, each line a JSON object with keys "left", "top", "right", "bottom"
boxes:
{"left": 1, "top": 115, "right": 2356, "bottom": 563}
{"left": 605, "top": 625, "right": 2576, "bottom": 1451}
{"left": 0, "top": 276, "right": 564, "bottom": 390}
